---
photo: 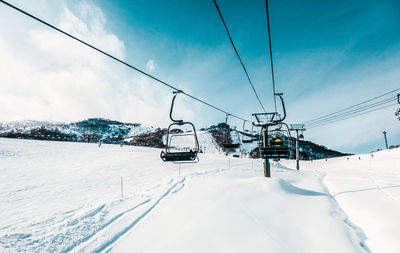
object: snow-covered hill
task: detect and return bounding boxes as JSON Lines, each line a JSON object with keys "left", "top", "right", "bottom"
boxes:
{"left": 0, "top": 119, "right": 349, "bottom": 159}
{"left": 0, "top": 118, "right": 155, "bottom": 144}
{"left": 1, "top": 138, "right": 399, "bottom": 252}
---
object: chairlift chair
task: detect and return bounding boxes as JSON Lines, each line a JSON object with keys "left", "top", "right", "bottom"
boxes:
{"left": 253, "top": 93, "right": 292, "bottom": 159}
{"left": 242, "top": 121, "right": 258, "bottom": 143}
{"left": 258, "top": 123, "right": 292, "bottom": 159}
{"left": 396, "top": 94, "right": 400, "bottom": 120}
{"left": 298, "top": 129, "right": 305, "bottom": 140}
{"left": 160, "top": 91, "right": 200, "bottom": 163}
{"left": 223, "top": 128, "right": 241, "bottom": 149}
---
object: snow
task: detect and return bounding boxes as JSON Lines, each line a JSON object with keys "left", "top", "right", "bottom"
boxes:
{"left": 1, "top": 137, "right": 399, "bottom": 252}
{"left": 0, "top": 120, "right": 63, "bottom": 132}
{"left": 196, "top": 131, "right": 220, "bottom": 154}
{"left": 0, "top": 119, "right": 156, "bottom": 141}
{"left": 281, "top": 149, "right": 400, "bottom": 253}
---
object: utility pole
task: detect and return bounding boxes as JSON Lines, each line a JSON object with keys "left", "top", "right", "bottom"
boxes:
{"left": 290, "top": 124, "right": 306, "bottom": 170}
{"left": 262, "top": 127, "right": 270, "bottom": 177}
{"left": 382, "top": 131, "right": 388, "bottom": 149}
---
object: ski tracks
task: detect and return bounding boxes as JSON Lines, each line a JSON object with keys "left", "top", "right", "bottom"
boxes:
{"left": 365, "top": 171, "right": 400, "bottom": 205}
{"left": 1, "top": 176, "right": 187, "bottom": 253}
{"left": 318, "top": 173, "right": 371, "bottom": 253}
{"left": 89, "top": 176, "right": 187, "bottom": 253}
{"left": 61, "top": 200, "right": 150, "bottom": 252}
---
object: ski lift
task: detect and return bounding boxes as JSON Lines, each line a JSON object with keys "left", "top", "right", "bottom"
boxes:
{"left": 225, "top": 113, "right": 230, "bottom": 124}
{"left": 254, "top": 93, "right": 292, "bottom": 159}
{"left": 396, "top": 94, "right": 400, "bottom": 120}
{"left": 296, "top": 127, "right": 305, "bottom": 140}
{"left": 223, "top": 128, "right": 241, "bottom": 149}
{"left": 242, "top": 120, "right": 258, "bottom": 143}
{"left": 219, "top": 114, "right": 240, "bottom": 149}
{"left": 258, "top": 123, "right": 292, "bottom": 159}
{"left": 160, "top": 91, "right": 199, "bottom": 163}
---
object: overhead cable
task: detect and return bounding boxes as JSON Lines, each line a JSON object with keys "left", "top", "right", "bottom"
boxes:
{"left": 265, "top": 0, "right": 277, "bottom": 112}
{"left": 307, "top": 102, "right": 398, "bottom": 129}
{"left": 306, "top": 96, "right": 397, "bottom": 127}
{"left": 213, "top": 0, "right": 267, "bottom": 113}
{"left": 0, "top": 0, "right": 252, "bottom": 122}
{"left": 303, "top": 87, "right": 400, "bottom": 125}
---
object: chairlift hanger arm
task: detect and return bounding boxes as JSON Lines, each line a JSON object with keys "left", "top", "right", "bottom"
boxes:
{"left": 397, "top": 93, "right": 400, "bottom": 104}
{"left": 225, "top": 114, "right": 230, "bottom": 124}
{"left": 169, "top": 91, "right": 184, "bottom": 124}
{"left": 273, "top": 93, "right": 286, "bottom": 123}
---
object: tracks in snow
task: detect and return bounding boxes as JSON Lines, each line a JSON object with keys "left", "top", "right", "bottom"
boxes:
{"left": 365, "top": 171, "right": 400, "bottom": 204}
{"left": 94, "top": 167, "right": 230, "bottom": 252}
{"left": 62, "top": 200, "right": 150, "bottom": 252}
{"left": 92, "top": 177, "right": 186, "bottom": 253}
{"left": 63, "top": 166, "right": 228, "bottom": 252}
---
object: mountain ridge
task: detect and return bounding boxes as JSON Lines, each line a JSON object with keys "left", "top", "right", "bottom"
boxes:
{"left": 0, "top": 118, "right": 350, "bottom": 159}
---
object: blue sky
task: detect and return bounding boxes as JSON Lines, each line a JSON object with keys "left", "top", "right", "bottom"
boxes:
{"left": 0, "top": 0, "right": 399, "bottom": 154}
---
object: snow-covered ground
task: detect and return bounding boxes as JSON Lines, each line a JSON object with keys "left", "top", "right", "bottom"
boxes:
{"left": 281, "top": 150, "right": 400, "bottom": 253}
{"left": 1, "top": 137, "right": 399, "bottom": 252}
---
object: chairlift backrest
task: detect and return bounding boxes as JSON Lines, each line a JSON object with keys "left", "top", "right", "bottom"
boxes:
{"left": 222, "top": 128, "right": 241, "bottom": 149}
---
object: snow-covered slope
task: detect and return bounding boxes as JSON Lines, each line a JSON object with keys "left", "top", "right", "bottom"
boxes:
{"left": 0, "top": 119, "right": 350, "bottom": 159}
{"left": 3, "top": 138, "right": 395, "bottom": 252}
{"left": 280, "top": 149, "right": 400, "bottom": 253}
{"left": 0, "top": 118, "right": 155, "bottom": 143}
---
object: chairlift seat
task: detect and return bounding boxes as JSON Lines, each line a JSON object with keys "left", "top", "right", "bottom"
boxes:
{"left": 260, "top": 146, "right": 290, "bottom": 159}
{"left": 271, "top": 140, "right": 284, "bottom": 146}
{"left": 160, "top": 150, "right": 198, "bottom": 162}
{"left": 223, "top": 143, "right": 240, "bottom": 149}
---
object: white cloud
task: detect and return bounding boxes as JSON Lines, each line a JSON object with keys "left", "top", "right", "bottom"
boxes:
{"left": 146, "top": 59, "right": 156, "bottom": 73}
{"left": 0, "top": 1, "right": 191, "bottom": 128}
